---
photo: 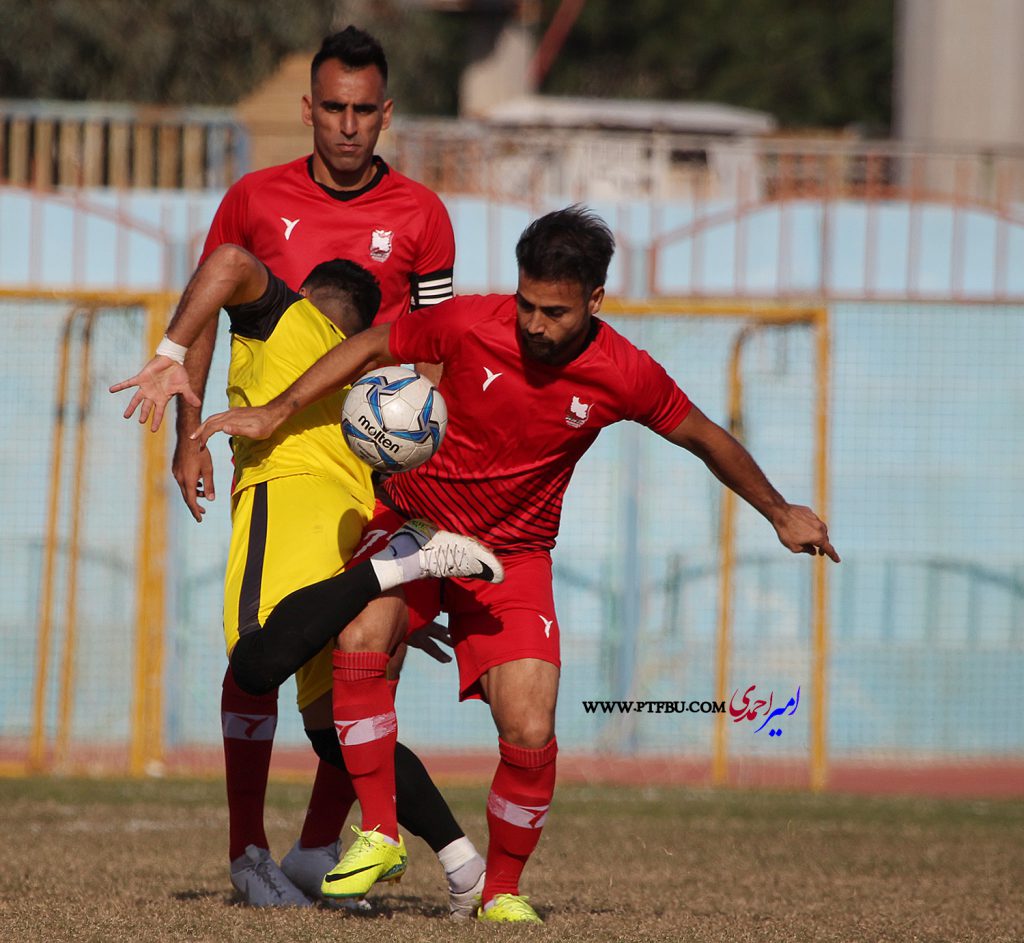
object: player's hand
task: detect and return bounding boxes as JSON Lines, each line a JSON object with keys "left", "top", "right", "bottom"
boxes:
{"left": 770, "top": 504, "right": 840, "bottom": 562}
{"left": 405, "top": 621, "right": 454, "bottom": 664}
{"left": 109, "top": 356, "right": 201, "bottom": 432}
{"left": 193, "top": 405, "right": 279, "bottom": 449}
{"left": 172, "top": 433, "right": 215, "bottom": 522}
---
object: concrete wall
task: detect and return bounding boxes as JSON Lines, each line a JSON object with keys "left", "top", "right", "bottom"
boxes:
{"left": 897, "top": 0, "right": 1024, "bottom": 147}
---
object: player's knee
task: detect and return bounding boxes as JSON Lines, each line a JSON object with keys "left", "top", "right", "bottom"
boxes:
{"left": 335, "top": 618, "right": 394, "bottom": 652}
{"left": 336, "top": 595, "right": 406, "bottom": 653}
{"left": 229, "top": 634, "right": 274, "bottom": 696}
{"left": 498, "top": 717, "right": 556, "bottom": 749}
{"left": 305, "top": 727, "right": 346, "bottom": 771}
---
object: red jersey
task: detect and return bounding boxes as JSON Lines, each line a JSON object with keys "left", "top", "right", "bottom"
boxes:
{"left": 201, "top": 156, "right": 454, "bottom": 322}
{"left": 383, "top": 295, "right": 692, "bottom": 554}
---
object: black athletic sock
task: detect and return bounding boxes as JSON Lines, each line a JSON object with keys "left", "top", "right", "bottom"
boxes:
{"left": 306, "top": 727, "right": 346, "bottom": 768}
{"left": 231, "top": 561, "right": 382, "bottom": 695}
{"left": 305, "top": 729, "right": 465, "bottom": 852}
{"left": 394, "top": 740, "right": 465, "bottom": 852}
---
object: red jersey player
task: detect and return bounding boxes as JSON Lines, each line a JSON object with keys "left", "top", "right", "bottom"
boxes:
{"left": 178, "top": 28, "right": 454, "bottom": 522}
{"left": 194, "top": 206, "right": 839, "bottom": 921}
{"left": 170, "top": 27, "right": 482, "bottom": 915}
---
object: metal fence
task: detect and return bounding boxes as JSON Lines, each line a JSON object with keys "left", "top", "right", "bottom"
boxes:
{"left": 0, "top": 115, "right": 1021, "bottom": 791}
{"left": 1, "top": 290, "right": 1020, "bottom": 791}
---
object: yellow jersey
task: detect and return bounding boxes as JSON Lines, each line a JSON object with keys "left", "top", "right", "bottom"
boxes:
{"left": 224, "top": 270, "right": 373, "bottom": 507}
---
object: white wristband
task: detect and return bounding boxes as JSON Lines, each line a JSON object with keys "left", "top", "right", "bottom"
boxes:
{"left": 156, "top": 335, "right": 188, "bottom": 365}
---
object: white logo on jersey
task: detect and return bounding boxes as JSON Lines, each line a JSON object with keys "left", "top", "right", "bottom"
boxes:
{"left": 353, "top": 528, "right": 390, "bottom": 560}
{"left": 565, "top": 395, "right": 592, "bottom": 428}
{"left": 539, "top": 614, "right": 553, "bottom": 638}
{"left": 482, "top": 367, "right": 503, "bottom": 391}
{"left": 281, "top": 217, "right": 300, "bottom": 240}
{"left": 370, "top": 229, "right": 394, "bottom": 262}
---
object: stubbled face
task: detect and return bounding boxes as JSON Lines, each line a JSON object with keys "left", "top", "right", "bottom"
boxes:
{"left": 515, "top": 272, "right": 604, "bottom": 365}
{"left": 303, "top": 60, "right": 392, "bottom": 189}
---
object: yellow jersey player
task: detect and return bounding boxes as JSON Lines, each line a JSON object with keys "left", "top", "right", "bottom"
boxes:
{"left": 111, "top": 245, "right": 500, "bottom": 908}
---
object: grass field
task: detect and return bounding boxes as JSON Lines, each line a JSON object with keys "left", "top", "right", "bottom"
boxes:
{"left": 1, "top": 776, "right": 1020, "bottom": 942}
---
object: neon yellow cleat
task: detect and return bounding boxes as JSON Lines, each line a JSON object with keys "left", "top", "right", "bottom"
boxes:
{"left": 320, "top": 826, "right": 407, "bottom": 899}
{"left": 477, "top": 893, "right": 544, "bottom": 924}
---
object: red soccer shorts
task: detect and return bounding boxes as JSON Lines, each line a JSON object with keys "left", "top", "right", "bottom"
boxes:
{"left": 350, "top": 501, "right": 561, "bottom": 700}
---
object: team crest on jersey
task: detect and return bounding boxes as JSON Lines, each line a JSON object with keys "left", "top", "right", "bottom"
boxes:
{"left": 370, "top": 228, "right": 394, "bottom": 262}
{"left": 565, "top": 395, "right": 592, "bottom": 428}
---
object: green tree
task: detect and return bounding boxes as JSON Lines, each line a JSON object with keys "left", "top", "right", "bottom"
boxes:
{"left": 539, "top": 0, "right": 894, "bottom": 131}
{"left": 336, "top": 0, "right": 469, "bottom": 115}
{"left": 0, "top": 0, "right": 893, "bottom": 129}
{"left": 0, "top": 0, "right": 334, "bottom": 104}
{"left": 0, "top": 0, "right": 468, "bottom": 113}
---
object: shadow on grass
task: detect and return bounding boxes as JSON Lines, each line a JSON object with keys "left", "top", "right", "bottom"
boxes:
{"left": 171, "top": 889, "right": 223, "bottom": 901}
{"left": 369, "top": 891, "right": 449, "bottom": 919}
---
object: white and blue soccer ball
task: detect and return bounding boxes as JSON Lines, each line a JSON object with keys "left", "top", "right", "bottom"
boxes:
{"left": 341, "top": 366, "right": 447, "bottom": 472}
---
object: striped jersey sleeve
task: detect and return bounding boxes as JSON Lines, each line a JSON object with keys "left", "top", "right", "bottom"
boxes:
{"left": 410, "top": 268, "right": 454, "bottom": 309}
{"left": 409, "top": 183, "right": 455, "bottom": 309}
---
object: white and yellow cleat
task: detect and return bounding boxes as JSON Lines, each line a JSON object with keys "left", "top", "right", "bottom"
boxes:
{"left": 477, "top": 893, "right": 544, "bottom": 924}
{"left": 320, "top": 826, "right": 407, "bottom": 900}
{"left": 280, "top": 839, "right": 372, "bottom": 911}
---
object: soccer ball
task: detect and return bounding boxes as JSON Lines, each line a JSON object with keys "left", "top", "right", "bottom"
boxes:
{"left": 341, "top": 366, "right": 448, "bottom": 472}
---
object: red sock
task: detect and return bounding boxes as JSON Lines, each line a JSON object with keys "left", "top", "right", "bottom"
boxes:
{"left": 332, "top": 650, "right": 399, "bottom": 840}
{"left": 299, "top": 758, "right": 357, "bottom": 849}
{"left": 221, "top": 666, "right": 277, "bottom": 861}
{"left": 483, "top": 737, "right": 558, "bottom": 903}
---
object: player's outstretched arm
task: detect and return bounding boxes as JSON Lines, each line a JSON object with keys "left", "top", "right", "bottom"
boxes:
{"left": 109, "top": 355, "right": 200, "bottom": 432}
{"left": 173, "top": 320, "right": 217, "bottom": 522}
{"left": 193, "top": 323, "right": 396, "bottom": 449}
{"left": 665, "top": 405, "right": 840, "bottom": 562}
{"left": 109, "top": 245, "right": 269, "bottom": 433}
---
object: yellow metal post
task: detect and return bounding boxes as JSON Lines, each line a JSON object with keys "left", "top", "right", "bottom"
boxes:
{"left": 712, "top": 325, "right": 756, "bottom": 786}
{"left": 131, "top": 300, "right": 169, "bottom": 776}
{"left": 810, "top": 308, "right": 832, "bottom": 791}
{"left": 712, "top": 486, "right": 737, "bottom": 785}
{"left": 144, "top": 304, "right": 170, "bottom": 771}
{"left": 11, "top": 289, "right": 179, "bottom": 777}
{"left": 54, "top": 311, "right": 97, "bottom": 768}
{"left": 30, "top": 311, "right": 80, "bottom": 772}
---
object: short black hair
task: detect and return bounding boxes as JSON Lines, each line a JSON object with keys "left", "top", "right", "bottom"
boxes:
{"left": 515, "top": 205, "right": 615, "bottom": 296}
{"left": 301, "top": 258, "right": 381, "bottom": 331}
{"left": 311, "top": 26, "right": 388, "bottom": 84}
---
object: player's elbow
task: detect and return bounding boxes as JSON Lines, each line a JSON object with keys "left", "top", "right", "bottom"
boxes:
{"left": 361, "top": 323, "right": 398, "bottom": 366}
{"left": 666, "top": 406, "right": 729, "bottom": 454}
{"left": 207, "top": 243, "right": 260, "bottom": 281}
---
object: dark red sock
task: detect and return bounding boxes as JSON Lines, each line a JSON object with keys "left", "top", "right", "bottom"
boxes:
{"left": 482, "top": 737, "right": 558, "bottom": 903}
{"left": 332, "top": 650, "right": 399, "bottom": 840}
{"left": 299, "top": 758, "right": 357, "bottom": 849}
{"left": 221, "top": 665, "right": 278, "bottom": 861}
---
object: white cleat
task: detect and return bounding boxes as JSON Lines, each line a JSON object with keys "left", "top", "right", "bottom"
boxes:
{"left": 230, "top": 844, "right": 312, "bottom": 908}
{"left": 449, "top": 869, "right": 486, "bottom": 920}
{"left": 394, "top": 519, "right": 504, "bottom": 583}
{"left": 281, "top": 840, "right": 373, "bottom": 912}
{"left": 372, "top": 519, "right": 504, "bottom": 589}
